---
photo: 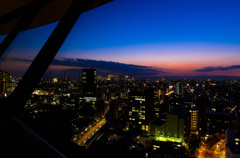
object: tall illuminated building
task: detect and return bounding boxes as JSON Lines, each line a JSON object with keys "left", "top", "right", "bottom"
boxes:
{"left": 0, "top": 70, "right": 10, "bottom": 98}
{"left": 189, "top": 108, "right": 198, "bottom": 135}
{"left": 127, "top": 89, "right": 154, "bottom": 133}
{"left": 175, "top": 82, "right": 183, "bottom": 95}
{"left": 82, "top": 68, "right": 96, "bottom": 97}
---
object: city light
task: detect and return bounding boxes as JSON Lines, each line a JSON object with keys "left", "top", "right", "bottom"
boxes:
{"left": 2, "top": 0, "right": 240, "bottom": 157}
{"left": 1, "top": 69, "right": 240, "bottom": 157}
{"left": 154, "top": 132, "right": 183, "bottom": 143}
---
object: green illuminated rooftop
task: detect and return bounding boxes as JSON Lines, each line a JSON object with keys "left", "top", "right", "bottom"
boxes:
{"left": 154, "top": 132, "right": 183, "bottom": 143}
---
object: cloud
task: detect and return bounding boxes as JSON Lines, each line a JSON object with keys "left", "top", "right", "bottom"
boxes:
{"left": 195, "top": 65, "right": 240, "bottom": 72}
{"left": 6, "top": 57, "right": 33, "bottom": 63}
{"left": 49, "top": 58, "right": 164, "bottom": 78}
{"left": 6, "top": 57, "right": 164, "bottom": 78}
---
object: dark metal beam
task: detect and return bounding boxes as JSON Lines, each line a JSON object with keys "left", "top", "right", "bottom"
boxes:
{"left": 0, "top": 5, "right": 29, "bottom": 26}
{"left": 0, "top": 0, "right": 47, "bottom": 25}
{"left": 0, "top": 0, "right": 54, "bottom": 59}
{"left": 4, "top": 0, "right": 97, "bottom": 116}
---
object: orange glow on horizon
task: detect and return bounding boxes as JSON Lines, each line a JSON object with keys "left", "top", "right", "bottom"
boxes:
{"left": 48, "top": 65, "right": 83, "bottom": 70}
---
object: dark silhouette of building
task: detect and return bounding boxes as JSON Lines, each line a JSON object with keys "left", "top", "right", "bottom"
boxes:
{"left": 196, "top": 94, "right": 208, "bottom": 135}
{"left": 0, "top": 0, "right": 113, "bottom": 157}
{"left": 82, "top": 68, "right": 96, "bottom": 97}
{"left": 226, "top": 129, "right": 240, "bottom": 158}
{"left": 207, "top": 112, "right": 231, "bottom": 134}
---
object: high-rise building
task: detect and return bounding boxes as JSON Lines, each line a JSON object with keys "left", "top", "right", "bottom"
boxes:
{"left": 189, "top": 108, "right": 198, "bottom": 135}
{"left": 96, "top": 100, "right": 109, "bottom": 117}
{"left": 196, "top": 94, "right": 208, "bottom": 135}
{"left": 127, "top": 89, "right": 154, "bottom": 132}
{"left": 166, "top": 110, "right": 187, "bottom": 140}
{"left": 106, "top": 100, "right": 121, "bottom": 122}
{"left": 0, "top": 70, "right": 10, "bottom": 98}
{"left": 82, "top": 68, "right": 96, "bottom": 97}
{"left": 207, "top": 112, "right": 231, "bottom": 134}
{"left": 232, "top": 110, "right": 240, "bottom": 135}
{"left": 175, "top": 82, "right": 184, "bottom": 95}
{"left": 127, "top": 93, "right": 148, "bottom": 132}
{"left": 226, "top": 129, "right": 240, "bottom": 158}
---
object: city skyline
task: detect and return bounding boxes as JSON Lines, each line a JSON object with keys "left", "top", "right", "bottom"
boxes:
{"left": 1, "top": 0, "right": 240, "bottom": 78}
{"left": 2, "top": 1, "right": 240, "bottom": 157}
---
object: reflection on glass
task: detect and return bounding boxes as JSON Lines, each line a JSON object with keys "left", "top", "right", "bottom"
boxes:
{"left": 0, "top": 22, "right": 58, "bottom": 98}
{"left": 3, "top": 0, "right": 240, "bottom": 157}
{"left": 0, "top": 35, "right": 7, "bottom": 44}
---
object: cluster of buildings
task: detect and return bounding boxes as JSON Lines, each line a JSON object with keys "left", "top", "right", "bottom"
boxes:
{"left": 1, "top": 68, "right": 240, "bottom": 157}
{"left": 0, "top": 70, "right": 18, "bottom": 98}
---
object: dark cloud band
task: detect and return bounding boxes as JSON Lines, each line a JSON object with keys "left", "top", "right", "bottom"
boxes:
{"left": 195, "top": 65, "right": 240, "bottom": 72}
{"left": 50, "top": 58, "right": 164, "bottom": 78}
{"left": 8, "top": 57, "right": 164, "bottom": 78}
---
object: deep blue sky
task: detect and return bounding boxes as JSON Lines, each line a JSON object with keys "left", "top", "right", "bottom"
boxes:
{"left": 1, "top": 0, "right": 240, "bottom": 78}
{"left": 62, "top": 0, "right": 240, "bottom": 50}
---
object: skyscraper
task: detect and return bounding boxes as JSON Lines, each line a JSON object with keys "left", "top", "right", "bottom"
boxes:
{"left": 166, "top": 113, "right": 184, "bottom": 140}
{"left": 127, "top": 89, "right": 154, "bottom": 133}
{"left": 0, "top": 70, "right": 10, "bottom": 98}
{"left": 189, "top": 108, "right": 198, "bottom": 135}
{"left": 82, "top": 68, "right": 96, "bottom": 97}
{"left": 196, "top": 94, "right": 208, "bottom": 135}
{"left": 175, "top": 82, "right": 184, "bottom": 95}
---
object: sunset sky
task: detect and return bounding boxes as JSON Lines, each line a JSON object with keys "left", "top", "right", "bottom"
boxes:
{"left": 1, "top": 0, "right": 240, "bottom": 78}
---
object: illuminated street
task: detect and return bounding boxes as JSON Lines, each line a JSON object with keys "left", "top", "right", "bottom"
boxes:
{"left": 74, "top": 118, "right": 106, "bottom": 146}
{"left": 197, "top": 134, "right": 225, "bottom": 158}
{"left": 2, "top": 0, "right": 240, "bottom": 157}
{"left": 165, "top": 90, "right": 174, "bottom": 96}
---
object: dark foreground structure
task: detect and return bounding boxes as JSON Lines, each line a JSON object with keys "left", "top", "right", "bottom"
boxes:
{"left": 0, "top": 0, "right": 113, "bottom": 157}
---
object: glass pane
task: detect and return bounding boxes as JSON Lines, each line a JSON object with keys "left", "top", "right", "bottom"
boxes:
{"left": 0, "top": 35, "right": 7, "bottom": 44}
{"left": 0, "top": 22, "right": 58, "bottom": 99}
{"left": 22, "top": 0, "right": 240, "bottom": 157}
